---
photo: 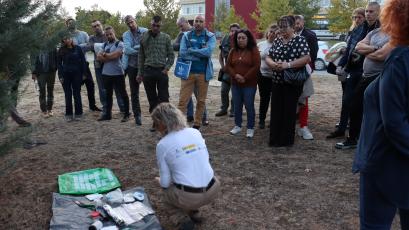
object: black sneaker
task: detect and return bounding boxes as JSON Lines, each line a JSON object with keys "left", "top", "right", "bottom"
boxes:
{"left": 97, "top": 115, "right": 111, "bottom": 121}
{"left": 149, "top": 124, "right": 156, "bottom": 132}
{"left": 90, "top": 106, "right": 102, "bottom": 112}
{"left": 326, "top": 130, "right": 345, "bottom": 139}
{"left": 229, "top": 113, "right": 234, "bottom": 117}
{"left": 202, "top": 120, "right": 209, "bottom": 126}
{"left": 215, "top": 110, "right": 227, "bottom": 117}
{"left": 135, "top": 115, "right": 142, "bottom": 126}
{"left": 335, "top": 138, "right": 357, "bottom": 149}
{"left": 258, "top": 121, "right": 265, "bottom": 129}
{"left": 121, "top": 114, "right": 130, "bottom": 122}
{"left": 187, "top": 116, "right": 194, "bottom": 122}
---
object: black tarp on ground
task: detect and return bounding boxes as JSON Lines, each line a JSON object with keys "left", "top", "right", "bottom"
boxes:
{"left": 50, "top": 187, "right": 162, "bottom": 230}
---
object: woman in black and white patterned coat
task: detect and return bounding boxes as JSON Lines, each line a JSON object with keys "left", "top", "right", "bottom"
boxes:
{"left": 266, "top": 15, "right": 311, "bottom": 147}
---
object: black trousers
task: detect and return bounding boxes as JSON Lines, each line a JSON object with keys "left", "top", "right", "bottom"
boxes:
{"left": 348, "top": 75, "right": 378, "bottom": 140}
{"left": 257, "top": 74, "right": 273, "bottom": 123}
{"left": 37, "top": 71, "right": 56, "bottom": 112}
{"left": 142, "top": 66, "right": 169, "bottom": 113}
{"left": 126, "top": 66, "right": 141, "bottom": 117}
{"left": 83, "top": 62, "right": 97, "bottom": 109}
{"left": 269, "top": 82, "right": 303, "bottom": 147}
{"left": 338, "top": 71, "right": 362, "bottom": 132}
{"left": 102, "top": 75, "right": 130, "bottom": 117}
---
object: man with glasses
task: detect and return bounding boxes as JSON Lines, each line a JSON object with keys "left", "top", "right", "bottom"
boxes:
{"left": 178, "top": 15, "right": 216, "bottom": 130}
{"left": 138, "top": 15, "right": 175, "bottom": 131}
{"left": 123, "top": 15, "right": 148, "bottom": 126}
{"left": 88, "top": 20, "right": 125, "bottom": 119}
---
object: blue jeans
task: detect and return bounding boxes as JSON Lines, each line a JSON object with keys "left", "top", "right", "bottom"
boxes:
{"left": 231, "top": 85, "right": 256, "bottom": 129}
{"left": 95, "top": 68, "right": 125, "bottom": 115}
{"left": 360, "top": 173, "right": 409, "bottom": 230}
{"left": 62, "top": 72, "right": 82, "bottom": 116}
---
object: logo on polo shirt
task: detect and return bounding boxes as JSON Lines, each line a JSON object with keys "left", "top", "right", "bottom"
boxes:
{"left": 182, "top": 144, "right": 197, "bottom": 154}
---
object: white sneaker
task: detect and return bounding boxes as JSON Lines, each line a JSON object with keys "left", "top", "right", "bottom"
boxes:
{"left": 230, "top": 126, "right": 242, "bottom": 135}
{"left": 246, "top": 129, "right": 254, "bottom": 138}
{"left": 298, "top": 127, "right": 314, "bottom": 140}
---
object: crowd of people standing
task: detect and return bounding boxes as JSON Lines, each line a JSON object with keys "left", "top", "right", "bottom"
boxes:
{"left": 22, "top": 0, "right": 409, "bottom": 228}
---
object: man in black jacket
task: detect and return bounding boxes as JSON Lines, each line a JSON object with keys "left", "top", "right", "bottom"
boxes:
{"left": 294, "top": 15, "right": 318, "bottom": 140}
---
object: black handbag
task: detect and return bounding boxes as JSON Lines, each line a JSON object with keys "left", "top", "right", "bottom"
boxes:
{"left": 281, "top": 41, "right": 310, "bottom": 85}
{"left": 283, "top": 66, "right": 309, "bottom": 86}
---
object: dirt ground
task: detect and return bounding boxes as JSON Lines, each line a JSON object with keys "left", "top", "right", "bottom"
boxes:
{"left": 0, "top": 68, "right": 394, "bottom": 229}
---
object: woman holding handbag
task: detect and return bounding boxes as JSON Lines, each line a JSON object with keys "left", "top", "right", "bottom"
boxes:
{"left": 266, "top": 15, "right": 310, "bottom": 147}
{"left": 225, "top": 29, "right": 260, "bottom": 138}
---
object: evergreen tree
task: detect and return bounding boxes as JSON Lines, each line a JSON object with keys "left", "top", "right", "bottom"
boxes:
{"left": 0, "top": 0, "right": 61, "bottom": 132}
{"left": 140, "top": 0, "right": 180, "bottom": 38}
{"left": 212, "top": 3, "right": 247, "bottom": 34}
{"left": 327, "top": 0, "right": 367, "bottom": 33}
{"left": 288, "top": 0, "right": 320, "bottom": 28}
{"left": 74, "top": 6, "right": 113, "bottom": 34}
{"left": 251, "top": 0, "right": 292, "bottom": 33}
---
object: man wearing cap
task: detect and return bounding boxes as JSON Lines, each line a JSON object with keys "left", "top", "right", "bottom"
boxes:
{"left": 123, "top": 15, "right": 148, "bottom": 126}
{"left": 65, "top": 17, "right": 101, "bottom": 112}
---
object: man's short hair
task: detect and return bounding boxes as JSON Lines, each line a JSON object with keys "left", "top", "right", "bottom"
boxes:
{"left": 229, "top": 23, "right": 240, "bottom": 29}
{"left": 105, "top": 26, "right": 114, "bottom": 32}
{"left": 152, "top": 15, "right": 161, "bottom": 23}
{"left": 91, "top": 19, "right": 100, "bottom": 23}
{"left": 177, "top": 17, "right": 188, "bottom": 25}
{"left": 367, "top": 1, "right": 381, "bottom": 8}
{"left": 294, "top": 15, "right": 304, "bottom": 21}
{"left": 124, "top": 15, "right": 135, "bottom": 23}
{"left": 65, "top": 17, "right": 75, "bottom": 25}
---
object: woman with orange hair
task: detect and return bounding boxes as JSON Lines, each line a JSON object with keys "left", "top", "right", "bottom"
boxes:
{"left": 352, "top": 0, "right": 409, "bottom": 228}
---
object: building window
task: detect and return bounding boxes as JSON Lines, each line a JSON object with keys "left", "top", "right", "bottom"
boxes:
{"left": 199, "top": 6, "right": 203, "bottom": 14}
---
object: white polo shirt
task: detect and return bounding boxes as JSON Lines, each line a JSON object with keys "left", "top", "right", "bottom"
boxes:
{"left": 156, "top": 128, "right": 214, "bottom": 188}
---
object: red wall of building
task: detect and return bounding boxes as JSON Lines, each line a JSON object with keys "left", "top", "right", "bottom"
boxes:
{"left": 205, "top": 0, "right": 258, "bottom": 36}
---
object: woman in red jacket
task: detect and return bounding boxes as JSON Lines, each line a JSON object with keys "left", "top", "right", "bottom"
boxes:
{"left": 225, "top": 29, "right": 260, "bottom": 138}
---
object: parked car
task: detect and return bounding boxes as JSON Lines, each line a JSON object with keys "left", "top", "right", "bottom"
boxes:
{"left": 315, "top": 41, "right": 329, "bottom": 71}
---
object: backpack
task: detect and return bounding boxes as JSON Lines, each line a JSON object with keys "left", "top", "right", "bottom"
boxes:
{"left": 100, "top": 40, "right": 121, "bottom": 70}
{"left": 185, "top": 30, "right": 210, "bottom": 48}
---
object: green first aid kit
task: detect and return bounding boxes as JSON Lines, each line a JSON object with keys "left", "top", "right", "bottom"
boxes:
{"left": 58, "top": 168, "right": 121, "bottom": 195}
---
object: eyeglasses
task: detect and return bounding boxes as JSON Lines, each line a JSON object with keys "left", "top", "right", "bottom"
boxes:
{"left": 92, "top": 24, "right": 101, "bottom": 28}
{"left": 194, "top": 20, "right": 204, "bottom": 23}
{"left": 365, "top": 10, "right": 374, "bottom": 13}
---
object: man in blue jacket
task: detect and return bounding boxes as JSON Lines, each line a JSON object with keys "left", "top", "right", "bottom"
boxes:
{"left": 178, "top": 15, "right": 216, "bottom": 130}
{"left": 123, "top": 15, "right": 148, "bottom": 126}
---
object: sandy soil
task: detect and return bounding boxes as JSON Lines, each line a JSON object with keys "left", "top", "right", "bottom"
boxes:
{"left": 0, "top": 66, "right": 395, "bottom": 229}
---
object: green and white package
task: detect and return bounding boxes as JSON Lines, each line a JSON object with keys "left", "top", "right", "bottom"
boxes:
{"left": 58, "top": 168, "right": 121, "bottom": 195}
